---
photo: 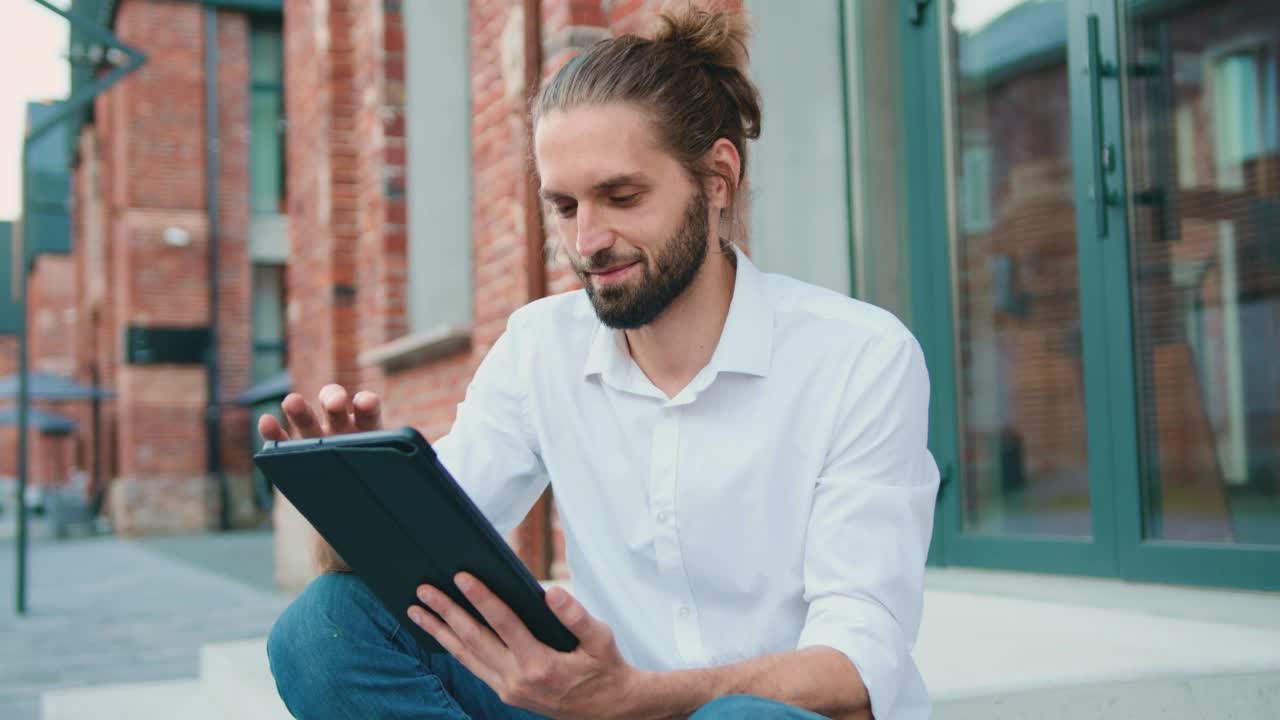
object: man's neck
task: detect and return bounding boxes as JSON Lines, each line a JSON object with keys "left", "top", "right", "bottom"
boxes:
{"left": 623, "top": 252, "right": 737, "bottom": 399}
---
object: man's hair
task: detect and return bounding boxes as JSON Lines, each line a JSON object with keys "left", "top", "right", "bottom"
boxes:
{"left": 533, "top": 6, "right": 763, "bottom": 250}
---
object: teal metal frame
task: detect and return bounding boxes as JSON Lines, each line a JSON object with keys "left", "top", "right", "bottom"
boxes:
{"left": 22, "top": 103, "right": 73, "bottom": 260}
{"left": 905, "top": 0, "right": 1280, "bottom": 591}
{"left": 836, "top": 0, "right": 859, "bottom": 298}
{"left": 0, "top": 223, "right": 17, "bottom": 335}
{"left": 898, "top": 0, "right": 958, "bottom": 568}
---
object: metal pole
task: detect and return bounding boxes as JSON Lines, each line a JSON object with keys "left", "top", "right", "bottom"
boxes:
{"left": 15, "top": 235, "right": 30, "bottom": 615}
{"left": 205, "top": 5, "right": 228, "bottom": 531}
{"left": 15, "top": 0, "right": 148, "bottom": 615}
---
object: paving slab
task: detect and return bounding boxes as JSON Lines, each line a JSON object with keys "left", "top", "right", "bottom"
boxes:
{"left": 0, "top": 532, "right": 288, "bottom": 720}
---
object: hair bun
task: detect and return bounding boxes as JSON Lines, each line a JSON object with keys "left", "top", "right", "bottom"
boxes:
{"left": 652, "top": 6, "right": 751, "bottom": 73}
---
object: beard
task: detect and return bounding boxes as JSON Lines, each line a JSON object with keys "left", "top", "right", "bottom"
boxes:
{"left": 571, "top": 189, "right": 711, "bottom": 330}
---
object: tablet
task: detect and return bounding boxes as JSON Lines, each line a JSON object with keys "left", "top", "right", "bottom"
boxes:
{"left": 253, "top": 426, "right": 578, "bottom": 655}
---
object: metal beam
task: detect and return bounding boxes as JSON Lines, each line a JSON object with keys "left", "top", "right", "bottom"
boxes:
{"left": 24, "top": 1, "right": 145, "bottom": 151}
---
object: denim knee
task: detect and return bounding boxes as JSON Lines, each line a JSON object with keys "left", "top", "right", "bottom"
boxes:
{"left": 267, "top": 572, "right": 405, "bottom": 713}
{"left": 691, "top": 694, "right": 827, "bottom": 719}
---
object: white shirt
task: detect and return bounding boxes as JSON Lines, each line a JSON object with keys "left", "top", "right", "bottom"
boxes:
{"left": 435, "top": 250, "right": 938, "bottom": 719}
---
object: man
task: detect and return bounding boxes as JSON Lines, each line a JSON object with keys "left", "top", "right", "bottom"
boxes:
{"left": 263, "top": 7, "right": 938, "bottom": 719}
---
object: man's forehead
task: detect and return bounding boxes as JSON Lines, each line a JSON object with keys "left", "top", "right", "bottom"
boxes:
{"left": 534, "top": 104, "right": 668, "bottom": 190}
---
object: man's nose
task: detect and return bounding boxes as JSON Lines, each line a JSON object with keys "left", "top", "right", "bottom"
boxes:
{"left": 574, "top": 205, "right": 613, "bottom": 259}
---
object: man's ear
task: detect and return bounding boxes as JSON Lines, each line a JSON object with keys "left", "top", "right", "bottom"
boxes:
{"left": 703, "top": 138, "right": 742, "bottom": 210}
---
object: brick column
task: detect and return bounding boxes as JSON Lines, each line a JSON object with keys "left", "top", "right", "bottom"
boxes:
{"left": 276, "top": 0, "right": 374, "bottom": 588}
{"left": 213, "top": 10, "right": 258, "bottom": 528}
{"left": 100, "top": 0, "right": 256, "bottom": 535}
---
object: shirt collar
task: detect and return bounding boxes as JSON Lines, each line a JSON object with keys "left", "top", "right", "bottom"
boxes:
{"left": 582, "top": 247, "right": 774, "bottom": 388}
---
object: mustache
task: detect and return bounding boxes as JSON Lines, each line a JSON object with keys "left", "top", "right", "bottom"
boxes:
{"left": 579, "top": 248, "right": 644, "bottom": 272}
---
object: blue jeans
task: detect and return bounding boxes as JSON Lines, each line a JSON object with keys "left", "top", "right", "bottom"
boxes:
{"left": 267, "top": 573, "right": 827, "bottom": 719}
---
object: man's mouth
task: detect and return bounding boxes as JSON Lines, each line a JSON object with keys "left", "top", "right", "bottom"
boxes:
{"left": 589, "top": 261, "right": 640, "bottom": 285}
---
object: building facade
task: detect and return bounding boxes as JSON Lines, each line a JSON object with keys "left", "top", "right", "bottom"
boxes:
{"left": 7, "top": 0, "right": 1274, "bottom": 593}
{"left": 2, "top": 0, "right": 289, "bottom": 535}
{"left": 274, "top": 0, "right": 1278, "bottom": 592}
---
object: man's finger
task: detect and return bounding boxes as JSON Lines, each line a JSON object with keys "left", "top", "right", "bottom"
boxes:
{"left": 353, "top": 391, "right": 382, "bottom": 431}
{"left": 281, "top": 394, "right": 323, "bottom": 438}
{"left": 320, "top": 384, "right": 354, "bottom": 434}
{"left": 417, "top": 583, "right": 511, "bottom": 668}
{"left": 546, "top": 586, "right": 614, "bottom": 656}
{"left": 454, "top": 573, "right": 542, "bottom": 657}
{"left": 258, "top": 414, "right": 288, "bottom": 442}
{"left": 408, "top": 605, "right": 499, "bottom": 685}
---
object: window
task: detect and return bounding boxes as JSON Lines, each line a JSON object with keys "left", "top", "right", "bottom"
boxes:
{"left": 250, "top": 17, "right": 285, "bottom": 214}
{"left": 404, "top": 0, "right": 472, "bottom": 333}
{"left": 959, "top": 143, "right": 994, "bottom": 234}
{"left": 251, "top": 263, "right": 287, "bottom": 382}
{"left": 1213, "top": 43, "right": 1278, "bottom": 190}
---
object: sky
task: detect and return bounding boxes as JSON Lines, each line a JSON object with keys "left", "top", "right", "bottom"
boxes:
{"left": 0, "top": 0, "right": 70, "bottom": 222}
{"left": 953, "top": 0, "right": 1037, "bottom": 33}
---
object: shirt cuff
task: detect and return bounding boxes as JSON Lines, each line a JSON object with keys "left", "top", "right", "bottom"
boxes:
{"left": 796, "top": 595, "right": 907, "bottom": 719}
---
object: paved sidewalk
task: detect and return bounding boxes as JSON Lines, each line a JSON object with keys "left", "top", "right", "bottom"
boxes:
{"left": 0, "top": 532, "right": 290, "bottom": 720}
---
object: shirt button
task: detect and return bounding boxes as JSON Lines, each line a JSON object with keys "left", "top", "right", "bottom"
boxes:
{"left": 677, "top": 605, "right": 691, "bottom": 619}
{"left": 656, "top": 511, "right": 670, "bottom": 524}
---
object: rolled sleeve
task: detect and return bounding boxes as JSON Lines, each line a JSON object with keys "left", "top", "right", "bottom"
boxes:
{"left": 796, "top": 337, "right": 939, "bottom": 719}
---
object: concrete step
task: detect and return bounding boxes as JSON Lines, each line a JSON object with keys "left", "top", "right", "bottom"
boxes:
{"left": 917, "top": 589, "right": 1280, "bottom": 720}
{"left": 39, "top": 640, "right": 292, "bottom": 720}
{"left": 40, "top": 579, "right": 1280, "bottom": 720}
{"left": 41, "top": 679, "right": 222, "bottom": 720}
{"left": 199, "top": 638, "right": 292, "bottom": 719}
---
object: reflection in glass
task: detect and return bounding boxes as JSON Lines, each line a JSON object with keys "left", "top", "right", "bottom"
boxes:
{"left": 948, "top": 0, "right": 1092, "bottom": 537}
{"left": 1123, "top": 0, "right": 1280, "bottom": 545}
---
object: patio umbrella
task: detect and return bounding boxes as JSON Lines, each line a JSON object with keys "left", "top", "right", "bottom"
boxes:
{"left": 0, "top": 406, "right": 77, "bottom": 434}
{"left": 0, "top": 372, "right": 115, "bottom": 400}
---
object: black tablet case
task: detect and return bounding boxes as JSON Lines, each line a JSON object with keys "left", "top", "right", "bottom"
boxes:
{"left": 253, "top": 426, "right": 578, "bottom": 655}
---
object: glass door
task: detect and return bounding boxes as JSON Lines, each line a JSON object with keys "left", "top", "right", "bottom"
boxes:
{"left": 1110, "top": 0, "right": 1280, "bottom": 588}
{"left": 926, "top": 0, "right": 1120, "bottom": 575}
{"left": 915, "top": 0, "right": 1280, "bottom": 589}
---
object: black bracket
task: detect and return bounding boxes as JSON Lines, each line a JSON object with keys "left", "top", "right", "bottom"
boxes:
{"left": 909, "top": 0, "right": 932, "bottom": 27}
{"left": 23, "top": 0, "right": 148, "bottom": 151}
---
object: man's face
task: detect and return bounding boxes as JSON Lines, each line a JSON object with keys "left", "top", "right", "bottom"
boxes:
{"left": 535, "top": 103, "right": 713, "bottom": 329}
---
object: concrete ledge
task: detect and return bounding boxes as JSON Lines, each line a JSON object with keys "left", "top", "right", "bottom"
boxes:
{"left": 39, "top": 572, "right": 1280, "bottom": 720}
{"left": 358, "top": 324, "right": 472, "bottom": 373}
{"left": 200, "top": 639, "right": 291, "bottom": 719}
{"left": 915, "top": 589, "right": 1280, "bottom": 701}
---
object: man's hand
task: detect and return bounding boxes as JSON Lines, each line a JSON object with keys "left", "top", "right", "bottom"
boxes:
{"left": 258, "top": 384, "right": 383, "bottom": 441}
{"left": 258, "top": 384, "right": 383, "bottom": 573}
{"left": 408, "top": 573, "right": 648, "bottom": 720}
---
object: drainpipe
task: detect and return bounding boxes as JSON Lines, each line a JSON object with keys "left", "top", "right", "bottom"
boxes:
{"left": 523, "top": 0, "right": 545, "bottom": 303}
{"left": 521, "top": 0, "right": 552, "bottom": 578}
{"left": 205, "top": 5, "right": 229, "bottom": 531}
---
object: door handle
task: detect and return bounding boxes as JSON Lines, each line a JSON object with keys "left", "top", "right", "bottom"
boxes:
{"left": 1087, "top": 14, "right": 1119, "bottom": 238}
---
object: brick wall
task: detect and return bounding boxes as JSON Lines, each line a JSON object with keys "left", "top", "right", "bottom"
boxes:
{"left": 33, "top": 0, "right": 267, "bottom": 535}
{"left": 14, "top": 256, "right": 78, "bottom": 487}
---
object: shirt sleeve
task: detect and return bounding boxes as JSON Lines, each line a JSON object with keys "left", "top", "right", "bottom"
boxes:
{"left": 795, "top": 335, "right": 939, "bottom": 719}
{"left": 432, "top": 314, "right": 550, "bottom": 537}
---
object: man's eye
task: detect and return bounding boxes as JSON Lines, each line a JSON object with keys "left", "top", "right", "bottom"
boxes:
{"left": 611, "top": 194, "right": 640, "bottom": 206}
{"left": 554, "top": 203, "right": 577, "bottom": 218}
